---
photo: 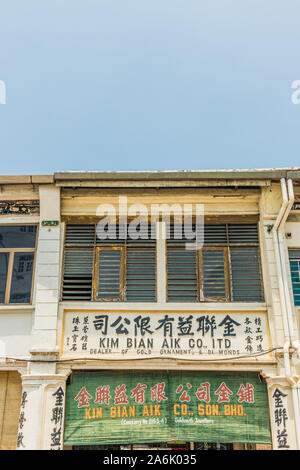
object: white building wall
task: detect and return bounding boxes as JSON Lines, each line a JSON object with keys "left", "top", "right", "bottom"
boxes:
{"left": 0, "top": 177, "right": 300, "bottom": 449}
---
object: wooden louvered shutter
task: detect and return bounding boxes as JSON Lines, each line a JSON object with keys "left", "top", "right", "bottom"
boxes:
{"left": 62, "top": 225, "right": 95, "bottom": 300}
{"left": 0, "top": 371, "right": 22, "bottom": 450}
{"left": 94, "top": 247, "right": 124, "bottom": 300}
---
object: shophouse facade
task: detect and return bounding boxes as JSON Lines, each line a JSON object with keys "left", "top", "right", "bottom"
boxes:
{"left": 1, "top": 169, "right": 300, "bottom": 450}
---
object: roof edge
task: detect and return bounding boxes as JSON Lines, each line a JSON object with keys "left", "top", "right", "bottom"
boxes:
{"left": 54, "top": 168, "right": 300, "bottom": 181}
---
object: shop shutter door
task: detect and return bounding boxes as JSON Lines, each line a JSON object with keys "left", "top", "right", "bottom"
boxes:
{"left": 0, "top": 371, "right": 22, "bottom": 450}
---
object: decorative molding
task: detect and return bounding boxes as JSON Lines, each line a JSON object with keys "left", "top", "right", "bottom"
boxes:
{"left": 0, "top": 200, "right": 39, "bottom": 215}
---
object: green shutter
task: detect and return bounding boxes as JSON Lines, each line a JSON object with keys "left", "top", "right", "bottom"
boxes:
{"left": 289, "top": 250, "right": 300, "bottom": 306}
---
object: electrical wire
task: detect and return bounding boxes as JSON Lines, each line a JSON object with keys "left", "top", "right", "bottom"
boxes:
{"left": 0, "top": 346, "right": 281, "bottom": 363}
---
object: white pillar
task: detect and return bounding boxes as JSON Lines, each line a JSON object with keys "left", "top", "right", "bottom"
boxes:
{"left": 32, "top": 185, "right": 61, "bottom": 348}
{"left": 156, "top": 221, "right": 166, "bottom": 304}
{"left": 267, "top": 378, "right": 298, "bottom": 450}
{"left": 17, "top": 364, "right": 68, "bottom": 450}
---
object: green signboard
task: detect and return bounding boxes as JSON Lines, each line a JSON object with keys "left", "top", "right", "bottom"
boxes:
{"left": 64, "top": 371, "right": 271, "bottom": 445}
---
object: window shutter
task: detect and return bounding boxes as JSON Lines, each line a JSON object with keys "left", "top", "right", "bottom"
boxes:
{"left": 201, "top": 249, "right": 227, "bottom": 300}
{"left": 228, "top": 224, "right": 259, "bottom": 244}
{"left": 62, "top": 225, "right": 95, "bottom": 301}
{"left": 96, "top": 249, "right": 123, "bottom": 300}
{"left": 204, "top": 225, "right": 227, "bottom": 245}
{"left": 126, "top": 247, "right": 156, "bottom": 301}
{"left": 65, "top": 224, "right": 95, "bottom": 244}
{"left": 230, "top": 247, "right": 263, "bottom": 301}
{"left": 167, "top": 247, "right": 198, "bottom": 301}
{"left": 62, "top": 247, "right": 94, "bottom": 300}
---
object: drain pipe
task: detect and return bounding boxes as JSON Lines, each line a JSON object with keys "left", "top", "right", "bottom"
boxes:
{"left": 273, "top": 178, "right": 290, "bottom": 374}
{"left": 273, "top": 177, "right": 300, "bottom": 448}
{"left": 278, "top": 179, "right": 296, "bottom": 342}
{"left": 286, "top": 179, "right": 300, "bottom": 359}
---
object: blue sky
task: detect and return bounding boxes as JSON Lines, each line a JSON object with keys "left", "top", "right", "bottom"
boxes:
{"left": 0, "top": 1, "right": 299, "bottom": 173}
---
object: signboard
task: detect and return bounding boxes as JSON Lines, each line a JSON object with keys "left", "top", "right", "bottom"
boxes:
{"left": 64, "top": 371, "right": 271, "bottom": 445}
{"left": 269, "top": 384, "right": 295, "bottom": 450}
{"left": 61, "top": 310, "right": 271, "bottom": 360}
{"left": 42, "top": 385, "right": 65, "bottom": 450}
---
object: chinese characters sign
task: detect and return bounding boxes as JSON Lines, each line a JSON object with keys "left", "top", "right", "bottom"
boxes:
{"left": 17, "top": 391, "right": 28, "bottom": 449}
{"left": 62, "top": 311, "right": 270, "bottom": 360}
{"left": 270, "top": 386, "right": 294, "bottom": 450}
{"left": 64, "top": 371, "right": 271, "bottom": 445}
{"left": 49, "top": 386, "right": 65, "bottom": 450}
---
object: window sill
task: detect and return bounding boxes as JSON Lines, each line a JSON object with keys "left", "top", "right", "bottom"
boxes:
{"left": 0, "top": 304, "right": 34, "bottom": 313}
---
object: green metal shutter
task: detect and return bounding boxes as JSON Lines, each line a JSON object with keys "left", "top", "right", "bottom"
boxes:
{"left": 289, "top": 249, "right": 300, "bottom": 306}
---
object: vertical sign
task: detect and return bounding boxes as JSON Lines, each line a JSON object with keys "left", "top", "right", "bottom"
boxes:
{"left": 42, "top": 384, "right": 66, "bottom": 450}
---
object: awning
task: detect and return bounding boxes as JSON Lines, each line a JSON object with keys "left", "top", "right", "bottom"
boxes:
{"left": 64, "top": 370, "right": 271, "bottom": 446}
